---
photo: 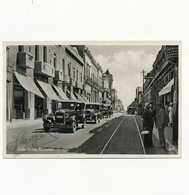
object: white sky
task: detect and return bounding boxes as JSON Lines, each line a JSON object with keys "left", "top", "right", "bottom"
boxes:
{"left": 87, "top": 45, "right": 161, "bottom": 109}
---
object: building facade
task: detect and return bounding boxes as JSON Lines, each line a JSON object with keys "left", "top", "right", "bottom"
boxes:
{"left": 6, "top": 44, "right": 125, "bottom": 122}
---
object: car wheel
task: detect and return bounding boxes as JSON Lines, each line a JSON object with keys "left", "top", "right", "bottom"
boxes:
{"left": 44, "top": 127, "right": 50, "bottom": 132}
{"left": 71, "top": 121, "right": 77, "bottom": 133}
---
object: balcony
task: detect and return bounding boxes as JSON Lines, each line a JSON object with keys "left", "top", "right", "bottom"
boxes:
{"left": 63, "top": 75, "right": 70, "bottom": 83}
{"left": 70, "top": 78, "right": 76, "bottom": 86}
{"left": 75, "top": 81, "right": 84, "bottom": 89}
{"left": 85, "top": 76, "right": 93, "bottom": 86}
{"left": 34, "top": 61, "right": 55, "bottom": 77}
{"left": 17, "top": 52, "right": 34, "bottom": 69}
{"left": 55, "top": 70, "right": 63, "bottom": 81}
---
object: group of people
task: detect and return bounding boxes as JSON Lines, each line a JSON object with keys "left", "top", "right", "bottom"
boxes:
{"left": 142, "top": 102, "right": 174, "bottom": 149}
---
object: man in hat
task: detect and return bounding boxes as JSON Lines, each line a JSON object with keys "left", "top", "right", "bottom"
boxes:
{"left": 142, "top": 102, "right": 150, "bottom": 147}
{"left": 148, "top": 102, "right": 156, "bottom": 147}
{"left": 156, "top": 103, "right": 166, "bottom": 148}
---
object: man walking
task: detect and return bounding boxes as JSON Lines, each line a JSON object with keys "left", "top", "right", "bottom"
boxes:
{"left": 156, "top": 103, "right": 166, "bottom": 148}
{"left": 148, "top": 103, "right": 156, "bottom": 147}
{"left": 142, "top": 103, "right": 150, "bottom": 147}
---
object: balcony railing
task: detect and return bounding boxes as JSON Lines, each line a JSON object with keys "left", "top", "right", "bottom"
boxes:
{"left": 63, "top": 75, "right": 70, "bottom": 83}
{"left": 75, "top": 81, "right": 84, "bottom": 89}
{"left": 17, "top": 52, "right": 34, "bottom": 69}
{"left": 55, "top": 70, "right": 63, "bottom": 81}
{"left": 34, "top": 61, "right": 55, "bottom": 77}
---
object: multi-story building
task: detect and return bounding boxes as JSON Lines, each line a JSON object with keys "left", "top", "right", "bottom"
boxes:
{"left": 135, "top": 86, "right": 143, "bottom": 114}
{"left": 102, "top": 70, "right": 113, "bottom": 104}
{"left": 6, "top": 45, "right": 86, "bottom": 122}
{"left": 74, "top": 46, "right": 104, "bottom": 103}
{"left": 64, "top": 46, "right": 85, "bottom": 101}
{"left": 143, "top": 46, "right": 178, "bottom": 108}
{"left": 6, "top": 44, "right": 124, "bottom": 123}
{"left": 111, "top": 89, "right": 118, "bottom": 110}
{"left": 143, "top": 45, "right": 179, "bottom": 143}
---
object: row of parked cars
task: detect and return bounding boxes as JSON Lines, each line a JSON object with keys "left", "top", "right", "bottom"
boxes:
{"left": 43, "top": 100, "right": 113, "bottom": 133}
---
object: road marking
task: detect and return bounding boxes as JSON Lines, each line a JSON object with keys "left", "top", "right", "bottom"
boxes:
{"left": 133, "top": 116, "right": 146, "bottom": 155}
{"left": 105, "top": 124, "right": 109, "bottom": 127}
{"left": 98, "top": 128, "right": 103, "bottom": 132}
{"left": 100, "top": 116, "right": 126, "bottom": 154}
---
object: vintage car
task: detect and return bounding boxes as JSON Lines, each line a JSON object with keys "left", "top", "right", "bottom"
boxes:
{"left": 102, "top": 104, "right": 113, "bottom": 118}
{"left": 85, "top": 102, "right": 102, "bottom": 124}
{"left": 43, "top": 100, "right": 86, "bottom": 133}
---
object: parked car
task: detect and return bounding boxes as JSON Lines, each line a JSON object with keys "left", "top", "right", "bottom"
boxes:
{"left": 43, "top": 100, "right": 86, "bottom": 133}
{"left": 85, "top": 102, "right": 102, "bottom": 124}
{"left": 102, "top": 104, "right": 113, "bottom": 118}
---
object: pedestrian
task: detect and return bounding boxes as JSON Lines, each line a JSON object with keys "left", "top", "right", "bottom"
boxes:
{"left": 142, "top": 102, "right": 151, "bottom": 147}
{"left": 148, "top": 103, "right": 156, "bottom": 147}
{"left": 156, "top": 103, "right": 166, "bottom": 149}
{"left": 164, "top": 102, "right": 169, "bottom": 126}
{"left": 168, "top": 102, "right": 174, "bottom": 126}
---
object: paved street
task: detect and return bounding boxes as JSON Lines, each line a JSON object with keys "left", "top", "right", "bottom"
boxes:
{"left": 6, "top": 113, "right": 168, "bottom": 155}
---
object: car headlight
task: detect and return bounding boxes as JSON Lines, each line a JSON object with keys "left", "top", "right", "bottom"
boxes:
{"left": 65, "top": 113, "right": 69, "bottom": 119}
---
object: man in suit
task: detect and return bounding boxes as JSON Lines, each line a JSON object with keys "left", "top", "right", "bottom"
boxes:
{"left": 142, "top": 103, "right": 150, "bottom": 147}
{"left": 156, "top": 103, "right": 166, "bottom": 148}
{"left": 148, "top": 103, "right": 156, "bottom": 147}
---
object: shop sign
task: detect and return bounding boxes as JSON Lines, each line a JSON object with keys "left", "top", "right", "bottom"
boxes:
{"left": 165, "top": 46, "right": 178, "bottom": 63}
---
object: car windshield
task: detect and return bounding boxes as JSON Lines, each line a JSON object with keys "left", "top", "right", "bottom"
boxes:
{"left": 75, "top": 103, "right": 85, "bottom": 111}
{"left": 57, "top": 102, "right": 76, "bottom": 110}
{"left": 86, "top": 104, "right": 100, "bottom": 110}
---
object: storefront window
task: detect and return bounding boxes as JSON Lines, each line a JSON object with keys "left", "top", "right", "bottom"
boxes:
{"left": 35, "top": 95, "right": 44, "bottom": 118}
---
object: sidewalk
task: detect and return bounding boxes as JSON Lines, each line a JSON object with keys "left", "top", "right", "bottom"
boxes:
{"left": 6, "top": 118, "right": 43, "bottom": 129}
{"left": 153, "top": 126, "right": 178, "bottom": 154}
{"left": 137, "top": 115, "right": 178, "bottom": 154}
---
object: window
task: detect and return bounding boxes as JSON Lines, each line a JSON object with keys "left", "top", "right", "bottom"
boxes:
{"left": 35, "top": 46, "right": 39, "bottom": 61}
{"left": 62, "top": 59, "right": 65, "bottom": 73}
{"left": 43, "top": 46, "right": 47, "bottom": 63}
{"left": 80, "top": 73, "right": 82, "bottom": 83}
{"left": 6, "top": 47, "right": 10, "bottom": 63}
{"left": 76, "top": 70, "right": 78, "bottom": 80}
{"left": 73, "top": 68, "right": 75, "bottom": 79}
{"left": 29, "top": 46, "right": 31, "bottom": 53}
{"left": 54, "top": 53, "right": 56, "bottom": 68}
{"left": 68, "top": 63, "right": 71, "bottom": 76}
{"left": 18, "top": 45, "right": 24, "bottom": 52}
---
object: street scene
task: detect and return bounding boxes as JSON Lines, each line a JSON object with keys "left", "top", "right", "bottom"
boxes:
{"left": 5, "top": 43, "right": 179, "bottom": 157}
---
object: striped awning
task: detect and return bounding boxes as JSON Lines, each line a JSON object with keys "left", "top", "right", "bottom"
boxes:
{"left": 159, "top": 79, "right": 174, "bottom": 96}
{"left": 52, "top": 85, "right": 69, "bottom": 100}
{"left": 14, "top": 72, "right": 44, "bottom": 99}
{"left": 36, "top": 80, "right": 60, "bottom": 101}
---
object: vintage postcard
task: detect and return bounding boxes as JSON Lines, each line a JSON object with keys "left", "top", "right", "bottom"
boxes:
{"left": 3, "top": 41, "right": 181, "bottom": 158}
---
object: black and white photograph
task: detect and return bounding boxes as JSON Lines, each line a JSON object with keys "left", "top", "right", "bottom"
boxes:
{"left": 4, "top": 42, "right": 181, "bottom": 158}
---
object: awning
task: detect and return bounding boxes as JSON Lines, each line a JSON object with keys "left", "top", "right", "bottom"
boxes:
{"left": 52, "top": 85, "right": 69, "bottom": 100}
{"left": 159, "top": 78, "right": 174, "bottom": 96}
{"left": 80, "top": 94, "right": 89, "bottom": 102}
{"left": 36, "top": 80, "right": 60, "bottom": 101}
{"left": 66, "top": 90, "right": 77, "bottom": 100}
{"left": 74, "top": 92, "right": 85, "bottom": 101}
{"left": 14, "top": 72, "right": 44, "bottom": 99}
{"left": 70, "top": 91, "right": 77, "bottom": 100}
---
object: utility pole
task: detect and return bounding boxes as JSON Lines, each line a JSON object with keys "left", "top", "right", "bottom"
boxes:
{"left": 141, "top": 70, "right": 146, "bottom": 113}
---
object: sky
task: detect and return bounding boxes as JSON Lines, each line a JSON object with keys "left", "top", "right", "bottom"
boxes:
{"left": 87, "top": 45, "right": 162, "bottom": 109}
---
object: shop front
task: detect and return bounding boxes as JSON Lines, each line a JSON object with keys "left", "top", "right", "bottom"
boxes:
{"left": 13, "top": 72, "right": 45, "bottom": 120}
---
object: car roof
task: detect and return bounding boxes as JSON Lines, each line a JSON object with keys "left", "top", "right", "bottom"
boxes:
{"left": 57, "top": 100, "right": 85, "bottom": 103}
{"left": 103, "top": 103, "right": 111, "bottom": 106}
{"left": 86, "top": 102, "right": 101, "bottom": 105}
